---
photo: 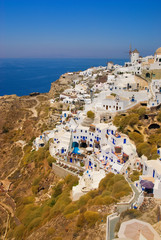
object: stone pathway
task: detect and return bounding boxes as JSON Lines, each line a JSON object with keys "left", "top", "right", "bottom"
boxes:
{"left": 106, "top": 177, "right": 141, "bottom": 240}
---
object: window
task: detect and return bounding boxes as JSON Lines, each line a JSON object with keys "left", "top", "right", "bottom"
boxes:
{"left": 81, "top": 130, "right": 83, "bottom": 132}
{"left": 119, "top": 107, "right": 121, "bottom": 109}
{"left": 109, "top": 106, "right": 111, "bottom": 108}
{"left": 85, "top": 130, "right": 87, "bottom": 133}
{"left": 90, "top": 139, "right": 92, "bottom": 141}
{"left": 74, "top": 136, "right": 76, "bottom": 138}
{"left": 145, "top": 165, "right": 147, "bottom": 171}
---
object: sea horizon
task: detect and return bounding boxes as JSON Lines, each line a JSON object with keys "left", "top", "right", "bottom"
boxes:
{"left": 0, "top": 58, "right": 128, "bottom": 96}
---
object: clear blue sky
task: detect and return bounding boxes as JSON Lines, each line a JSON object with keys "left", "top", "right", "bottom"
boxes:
{"left": 0, "top": 0, "right": 161, "bottom": 58}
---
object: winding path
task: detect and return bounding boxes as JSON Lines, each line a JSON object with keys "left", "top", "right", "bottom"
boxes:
{"left": 0, "top": 141, "right": 26, "bottom": 239}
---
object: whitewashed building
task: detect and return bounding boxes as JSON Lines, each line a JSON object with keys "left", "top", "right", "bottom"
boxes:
{"left": 101, "top": 95, "right": 129, "bottom": 111}
{"left": 140, "top": 159, "right": 161, "bottom": 199}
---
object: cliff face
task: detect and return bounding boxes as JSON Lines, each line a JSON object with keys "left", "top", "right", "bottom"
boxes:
{"left": 0, "top": 73, "right": 77, "bottom": 239}
{"left": 0, "top": 74, "right": 109, "bottom": 240}
{"left": 48, "top": 72, "right": 81, "bottom": 98}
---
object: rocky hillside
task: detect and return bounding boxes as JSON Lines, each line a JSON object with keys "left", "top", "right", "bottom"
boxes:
{"left": 0, "top": 85, "right": 132, "bottom": 240}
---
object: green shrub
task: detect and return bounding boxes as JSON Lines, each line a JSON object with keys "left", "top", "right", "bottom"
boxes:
{"left": 80, "top": 206, "right": 87, "bottom": 214}
{"left": 41, "top": 205, "right": 51, "bottom": 218}
{"left": 136, "top": 107, "right": 146, "bottom": 118}
{"left": 52, "top": 182, "right": 63, "bottom": 198}
{"left": 120, "top": 209, "right": 142, "bottom": 220}
{"left": 128, "top": 114, "right": 139, "bottom": 127}
{"left": 148, "top": 134, "right": 161, "bottom": 145}
{"left": 87, "top": 111, "right": 95, "bottom": 119}
{"left": 63, "top": 203, "right": 78, "bottom": 215}
{"left": 27, "top": 217, "right": 42, "bottom": 231}
{"left": 65, "top": 210, "right": 79, "bottom": 219}
{"left": 84, "top": 211, "right": 99, "bottom": 227}
{"left": 33, "top": 176, "right": 41, "bottom": 186}
{"left": 86, "top": 189, "right": 99, "bottom": 199}
{"left": 101, "top": 190, "right": 111, "bottom": 197}
{"left": 64, "top": 175, "right": 79, "bottom": 189}
{"left": 47, "top": 156, "right": 56, "bottom": 167}
{"left": 130, "top": 170, "right": 141, "bottom": 182}
{"left": 47, "top": 198, "right": 56, "bottom": 207}
{"left": 76, "top": 194, "right": 91, "bottom": 208}
{"left": 32, "top": 185, "right": 39, "bottom": 195}
{"left": 13, "top": 224, "right": 25, "bottom": 240}
{"left": 92, "top": 196, "right": 105, "bottom": 205}
{"left": 99, "top": 172, "right": 115, "bottom": 192}
{"left": 22, "top": 196, "right": 35, "bottom": 205}
{"left": 17, "top": 204, "right": 42, "bottom": 227}
{"left": 137, "top": 142, "right": 151, "bottom": 157}
{"left": 47, "top": 227, "right": 55, "bottom": 236}
{"left": 113, "top": 191, "right": 126, "bottom": 199}
{"left": 129, "top": 132, "right": 144, "bottom": 145}
{"left": 76, "top": 213, "right": 86, "bottom": 228}
{"left": 114, "top": 174, "right": 124, "bottom": 182}
{"left": 157, "top": 111, "right": 161, "bottom": 122}
{"left": 103, "top": 196, "right": 115, "bottom": 204}
{"left": 51, "top": 189, "right": 71, "bottom": 214}
{"left": 111, "top": 178, "right": 131, "bottom": 198}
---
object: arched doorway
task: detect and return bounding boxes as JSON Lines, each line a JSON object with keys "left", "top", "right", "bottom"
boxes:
{"left": 80, "top": 142, "right": 87, "bottom": 148}
{"left": 146, "top": 73, "right": 150, "bottom": 78}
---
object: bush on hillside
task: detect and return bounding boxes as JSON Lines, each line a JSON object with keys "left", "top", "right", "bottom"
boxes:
{"left": 47, "top": 156, "right": 56, "bottom": 167}
{"left": 112, "top": 180, "right": 131, "bottom": 197}
{"left": 128, "top": 113, "right": 139, "bottom": 127}
{"left": 13, "top": 224, "right": 25, "bottom": 240}
{"left": 84, "top": 211, "right": 100, "bottom": 227}
{"left": 87, "top": 110, "right": 95, "bottom": 119}
{"left": 120, "top": 209, "right": 142, "bottom": 220}
{"left": 64, "top": 174, "right": 79, "bottom": 189}
{"left": 76, "top": 194, "right": 92, "bottom": 208}
{"left": 52, "top": 182, "right": 63, "bottom": 198}
{"left": 136, "top": 107, "right": 146, "bottom": 118}
{"left": 130, "top": 170, "right": 141, "bottom": 182}
{"left": 76, "top": 213, "right": 86, "bottom": 228}
{"left": 157, "top": 111, "right": 161, "bottom": 122}
{"left": 128, "top": 132, "right": 144, "bottom": 145}
{"left": 137, "top": 142, "right": 151, "bottom": 158}
{"left": 63, "top": 203, "right": 78, "bottom": 215}
{"left": 27, "top": 217, "right": 42, "bottom": 231}
{"left": 98, "top": 172, "right": 115, "bottom": 192}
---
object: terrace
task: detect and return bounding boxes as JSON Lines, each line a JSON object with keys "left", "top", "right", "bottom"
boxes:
{"left": 54, "top": 160, "right": 84, "bottom": 176}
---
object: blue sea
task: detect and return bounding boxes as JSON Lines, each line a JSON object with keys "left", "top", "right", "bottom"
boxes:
{"left": 0, "top": 58, "right": 127, "bottom": 96}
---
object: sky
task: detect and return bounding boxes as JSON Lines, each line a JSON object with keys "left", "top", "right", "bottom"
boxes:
{"left": 0, "top": 0, "right": 161, "bottom": 58}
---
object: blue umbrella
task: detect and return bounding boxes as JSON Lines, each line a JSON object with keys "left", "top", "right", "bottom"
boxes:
{"left": 140, "top": 180, "right": 154, "bottom": 189}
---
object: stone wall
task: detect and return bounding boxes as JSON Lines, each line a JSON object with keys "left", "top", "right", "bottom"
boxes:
{"left": 52, "top": 162, "right": 77, "bottom": 178}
